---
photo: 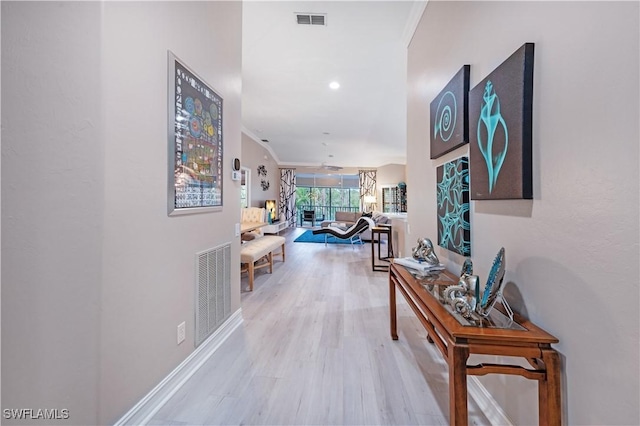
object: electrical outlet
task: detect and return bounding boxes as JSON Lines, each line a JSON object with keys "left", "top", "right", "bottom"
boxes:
{"left": 177, "top": 321, "right": 186, "bottom": 345}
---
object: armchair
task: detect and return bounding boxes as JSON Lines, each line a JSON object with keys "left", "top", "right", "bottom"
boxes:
{"left": 301, "top": 210, "right": 316, "bottom": 227}
{"left": 241, "top": 207, "right": 267, "bottom": 238}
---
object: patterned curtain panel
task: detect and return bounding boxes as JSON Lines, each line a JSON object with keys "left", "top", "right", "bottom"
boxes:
{"left": 279, "top": 168, "right": 296, "bottom": 227}
{"left": 358, "top": 169, "right": 377, "bottom": 211}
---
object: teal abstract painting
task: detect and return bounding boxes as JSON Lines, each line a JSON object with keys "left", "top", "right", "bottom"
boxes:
{"left": 437, "top": 156, "right": 470, "bottom": 256}
{"left": 469, "top": 43, "right": 534, "bottom": 200}
{"left": 430, "top": 65, "right": 470, "bottom": 159}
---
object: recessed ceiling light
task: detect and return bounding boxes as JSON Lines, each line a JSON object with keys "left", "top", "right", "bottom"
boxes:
{"left": 329, "top": 81, "right": 340, "bottom": 90}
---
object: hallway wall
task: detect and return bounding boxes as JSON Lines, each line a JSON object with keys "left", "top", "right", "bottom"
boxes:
{"left": 2, "top": 2, "right": 103, "bottom": 424}
{"left": 407, "top": 2, "right": 639, "bottom": 424}
{"left": 241, "top": 132, "right": 279, "bottom": 208}
{"left": 99, "top": 2, "right": 242, "bottom": 423}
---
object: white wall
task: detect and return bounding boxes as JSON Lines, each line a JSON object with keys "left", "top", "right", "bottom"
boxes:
{"left": 407, "top": 2, "right": 639, "bottom": 424}
{"left": 2, "top": 2, "right": 103, "bottom": 424}
{"left": 241, "top": 132, "right": 279, "bottom": 207}
{"left": 100, "top": 2, "right": 242, "bottom": 423}
{"left": 2, "top": 1, "right": 243, "bottom": 424}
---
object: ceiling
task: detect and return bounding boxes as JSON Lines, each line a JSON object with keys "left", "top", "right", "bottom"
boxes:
{"left": 241, "top": 1, "right": 425, "bottom": 169}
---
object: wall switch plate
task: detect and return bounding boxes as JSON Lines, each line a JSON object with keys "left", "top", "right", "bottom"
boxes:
{"left": 177, "top": 321, "right": 186, "bottom": 345}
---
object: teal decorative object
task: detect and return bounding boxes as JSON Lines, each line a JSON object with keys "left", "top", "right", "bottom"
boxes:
{"left": 477, "top": 81, "right": 508, "bottom": 194}
{"left": 477, "top": 247, "right": 506, "bottom": 317}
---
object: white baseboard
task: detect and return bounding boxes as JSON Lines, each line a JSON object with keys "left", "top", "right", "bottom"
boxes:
{"left": 114, "top": 309, "right": 244, "bottom": 426}
{"left": 468, "top": 376, "right": 513, "bottom": 426}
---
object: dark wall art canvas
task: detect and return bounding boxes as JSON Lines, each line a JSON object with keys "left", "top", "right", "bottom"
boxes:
{"left": 469, "top": 43, "right": 534, "bottom": 200}
{"left": 168, "top": 51, "right": 223, "bottom": 215}
{"left": 430, "top": 65, "right": 470, "bottom": 159}
{"left": 437, "top": 156, "right": 471, "bottom": 256}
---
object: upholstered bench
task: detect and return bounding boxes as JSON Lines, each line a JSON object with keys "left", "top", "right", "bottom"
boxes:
{"left": 240, "top": 235, "right": 286, "bottom": 291}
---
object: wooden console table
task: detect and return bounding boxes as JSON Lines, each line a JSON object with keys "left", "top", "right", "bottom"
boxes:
{"left": 389, "top": 263, "right": 561, "bottom": 425}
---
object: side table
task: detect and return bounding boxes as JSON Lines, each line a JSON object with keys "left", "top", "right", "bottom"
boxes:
{"left": 371, "top": 225, "right": 393, "bottom": 271}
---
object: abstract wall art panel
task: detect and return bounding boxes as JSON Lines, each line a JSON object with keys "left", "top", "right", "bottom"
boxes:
{"left": 437, "top": 156, "right": 471, "bottom": 256}
{"left": 430, "top": 65, "right": 470, "bottom": 159}
{"left": 168, "top": 51, "right": 224, "bottom": 216}
{"left": 469, "top": 43, "right": 534, "bottom": 200}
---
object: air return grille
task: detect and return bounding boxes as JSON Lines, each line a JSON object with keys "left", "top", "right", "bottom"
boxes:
{"left": 296, "top": 13, "right": 326, "bottom": 26}
{"left": 195, "top": 243, "right": 231, "bottom": 347}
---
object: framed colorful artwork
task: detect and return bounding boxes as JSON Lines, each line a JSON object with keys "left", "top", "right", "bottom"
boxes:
{"left": 469, "top": 43, "right": 534, "bottom": 200}
{"left": 430, "top": 65, "right": 470, "bottom": 159}
{"left": 167, "top": 51, "right": 224, "bottom": 215}
{"left": 437, "top": 156, "right": 470, "bottom": 256}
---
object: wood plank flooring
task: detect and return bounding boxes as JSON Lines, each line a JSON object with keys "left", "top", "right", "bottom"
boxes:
{"left": 151, "top": 227, "right": 491, "bottom": 425}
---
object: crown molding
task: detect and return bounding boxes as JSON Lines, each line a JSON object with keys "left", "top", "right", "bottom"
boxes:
{"left": 241, "top": 125, "right": 281, "bottom": 164}
{"left": 402, "top": 0, "right": 428, "bottom": 48}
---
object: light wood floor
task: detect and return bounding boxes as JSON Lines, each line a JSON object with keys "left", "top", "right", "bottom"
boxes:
{"left": 151, "top": 227, "right": 491, "bottom": 425}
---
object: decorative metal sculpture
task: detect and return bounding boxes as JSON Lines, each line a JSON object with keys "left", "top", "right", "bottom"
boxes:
{"left": 443, "top": 248, "right": 512, "bottom": 322}
{"left": 444, "top": 258, "right": 477, "bottom": 320}
{"left": 411, "top": 238, "right": 440, "bottom": 266}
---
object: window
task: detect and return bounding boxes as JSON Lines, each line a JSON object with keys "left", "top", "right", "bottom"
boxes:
{"left": 295, "top": 174, "right": 360, "bottom": 222}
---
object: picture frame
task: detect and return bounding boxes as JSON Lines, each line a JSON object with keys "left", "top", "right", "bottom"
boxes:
{"left": 167, "top": 51, "right": 224, "bottom": 216}
{"left": 469, "top": 43, "right": 534, "bottom": 200}
{"left": 430, "top": 65, "right": 470, "bottom": 159}
{"left": 437, "top": 156, "right": 471, "bottom": 256}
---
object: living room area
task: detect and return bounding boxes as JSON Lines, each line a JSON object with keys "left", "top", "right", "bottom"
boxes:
{"left": 238, "top": 132, "right": 409, "bottom": 290}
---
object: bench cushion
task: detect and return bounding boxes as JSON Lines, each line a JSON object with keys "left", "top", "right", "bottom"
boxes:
{"left": 240, "top": 235, "right": 285, "bottom": 263}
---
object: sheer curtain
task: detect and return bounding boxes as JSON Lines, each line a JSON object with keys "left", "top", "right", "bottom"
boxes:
{"left": 279, "top": 168, "right": 296, "bottom": 227}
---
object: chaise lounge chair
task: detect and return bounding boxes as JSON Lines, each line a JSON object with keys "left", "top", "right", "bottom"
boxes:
{"left": 312, "top": 216, "right": 376, "bottom": 247}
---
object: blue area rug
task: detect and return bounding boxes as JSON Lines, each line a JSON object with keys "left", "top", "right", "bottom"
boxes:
{"left": 293, "top": 230, "right": 355, "bottom": 244}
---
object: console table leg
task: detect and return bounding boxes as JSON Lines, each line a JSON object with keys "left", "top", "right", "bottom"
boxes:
{"left": 371, "top": 236, "right": 375, "bottom": 271}
{"left": 389, "top": 278, "right": 398, "bottom": 340}
{"left": 449, "top": 344, "right": 469, "bottom": 426}
{"left": 539, "top": 348, "right": 562, "bottom": 426}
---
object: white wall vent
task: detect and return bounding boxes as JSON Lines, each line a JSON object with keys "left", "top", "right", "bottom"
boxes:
{"left": 195, "top": 243, "right": 231, "bottom": 347}
{"left": 295, "top": 13, "right": 326, "bottom": 26}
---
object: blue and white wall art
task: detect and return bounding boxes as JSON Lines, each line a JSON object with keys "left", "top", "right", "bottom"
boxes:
{"left": 469, "top": 43, "right": 534, "bottom": 199}
{"left": 437, "top": 156, "right": 471, "bottom": 256}
{"left": 430, "top": 65, "right": 470, "bottom": 159}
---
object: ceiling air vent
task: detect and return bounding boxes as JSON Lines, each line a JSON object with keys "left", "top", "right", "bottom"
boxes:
{"left": 295, "top": 13, "right": 326, "bottom": 26}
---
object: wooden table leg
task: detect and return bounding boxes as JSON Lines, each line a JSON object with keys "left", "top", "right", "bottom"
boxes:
{"left": 371, "top": 233, "right": 375, "bottom": 271}
{"left": 539, "top": 348, "right": 562, "bottom": 426}
{"left": 448, "top": 343, "right": 469, "bottom": 426}
{"left": 389, "top": 276, "right": 398, "bottom": 340}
